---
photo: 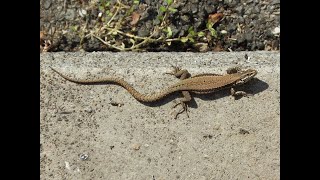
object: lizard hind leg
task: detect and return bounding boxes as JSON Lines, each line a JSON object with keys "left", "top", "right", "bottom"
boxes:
{"left": 165, "top": 66, "right": 191, "bottom": 80}
{"left": 172, "top": 91, "right": 192, "bottom": 119}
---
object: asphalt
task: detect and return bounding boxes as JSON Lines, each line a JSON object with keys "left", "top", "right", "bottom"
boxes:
{"left": 40, "top": 51, "right": 280, "bottom": 179}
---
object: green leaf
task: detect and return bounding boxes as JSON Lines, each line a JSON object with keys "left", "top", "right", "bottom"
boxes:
{"left": 206, "top": 22, "right": 213, "bottom": 29}
{"left": 166, "top": 0, "right": 173, "bottom": 5}
{"left": 188, "top": 37, "right": 195, "bottom": 43}
{"left": 99, "top": 6, "right": 104, "bottom": 11}
{"left": 70, "top": 25, "right": 78, "bottom": 32}
{"left": 180, "top": 37, "right": 188, "bottom": 43}
{"left": 187, "top": 27, "right": 196, "bottom": 36}
{"left": 133, "top": 0, "right": 139, "bottom": 4}
{"left": 209, "top": 28, "right": 217, "bottom": 38}
{"left": 206, "top": 21, "right": 217, "bottom": 38}
{"left": 189, "top": 30, "right": 195, "bottom": 36}
{"left": 168, "top": 7, "right": 177, "bottom": 13}
{"left": 105, "top": 1, "right": 110, "bottom": 7}
{"left": 166, "top": 27, "right": 172, "bottom": 38}
{"left": 157, "top": 15, "right": 164, "bottom": 21}
{"left": 197, "top": 32, "right": 205, "bottom": 37}
{"left": 106, "top": 10, "right": 113, "bottom": 17}
{"left": 159, "top": 6, "right": 167, "bottom": 12}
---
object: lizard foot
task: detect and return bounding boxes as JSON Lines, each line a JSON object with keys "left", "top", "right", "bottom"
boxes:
{"left": 231, "top": 88, "right": 253, "bottom": 99}
{"left": 172, "top": 101, "right": 189, "bottom": 119}
{"left": 164, "top": 65, "right": 181, "bottom": 75}
{"left": 165, "top": 65, "right": 191, "bottom": 80}
{"left": 226, "top": 67, "right": 242, "bottom": 74}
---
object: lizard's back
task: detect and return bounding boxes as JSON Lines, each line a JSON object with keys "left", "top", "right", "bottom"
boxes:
{"left": 170, "top": 74, "right": 241, "bottom": 93}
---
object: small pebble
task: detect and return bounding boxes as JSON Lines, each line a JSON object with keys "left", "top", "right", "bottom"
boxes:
{"left": 131, "top": 143, "right": 141, "bottom": 150}
{"left": 272, "top": 26, "right": 280, "bottom": 36}
{"left": 220, "top": 30, "right": 228, "bottom": 34}
{"left": 80, "top": 153, "right": 89, "bottom": 160}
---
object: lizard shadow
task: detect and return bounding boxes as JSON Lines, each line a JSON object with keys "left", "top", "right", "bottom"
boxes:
{"left": 141, "top": 78, "right": 269, "bottom": 109}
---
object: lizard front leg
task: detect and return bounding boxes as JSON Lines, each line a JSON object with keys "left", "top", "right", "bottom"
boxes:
{"left": 227, "top": 67, "right": 242, "bottom": 74}
{"left": 172, "top": 91, "right": 192, "bottom": 119}
{"left": 230, "top": 88, "right": 253, "bottom": 98}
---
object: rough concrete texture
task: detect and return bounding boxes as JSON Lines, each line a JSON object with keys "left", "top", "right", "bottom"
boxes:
{"left": 40, "top": 51, "right": 280, "bottom": 179}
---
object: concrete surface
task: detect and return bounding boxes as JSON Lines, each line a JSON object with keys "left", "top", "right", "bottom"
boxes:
{"left": 40, "top": 51, "right": 280, "bottom": 180}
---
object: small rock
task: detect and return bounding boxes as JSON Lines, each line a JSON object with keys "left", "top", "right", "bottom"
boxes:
{"left": 131, "top": 143, "right": 141, "bottom": 150}
{"left": 80, "top": 153, "right": 89, "bottom": 161}
{"left": 220, "top": 30, "right": 228, "bottom": 34}
{"left": 79, "top": 9, "right": 87, "bottom": 17}
{"left": 43, "top": 0, "right": 52, "bottom": 10}
{"left": 272, "top": 0, "right": 280, "bottom": 4}
{"left": 204, "top": 4, "right": 216, "bottom": 14}
{"left": 272, "top": 40, "right": 280, "bottom": 50}
{"left": 84, "top": 106, "right": 93, "bottom": 113}
{"left": 180, "top": 15, "right": 190, "bottom": 23}
{"left": 253, "top": 6, "right": 260, "bottom": 13}
{"left": 193, "top": 43, "right": 209, "bottom": 52}
{"left": 266, "top": 29, "right": 274, "bottom": 37}
{"left": 65, "top": 161, "right": 71, "bottom": 170}
{"left": 226, "top": 0, "right": 237, "bottom": 8}
{"left": 267, "top": 5, "right": 275, "bottom": 12}
{"left": 194, "top": 21, "right": 203, "bottom": 29}
{"left": 237, "top": 35, "right": 246, "bottom": 44}
{"left": 227, "top": 23, "right": 237, "bottom": 33}
{"left": 272, "top": 26, "right": 280, "bottom": 36}
{"left": 65, "top": 9, "right": 76, "bottom": 20}
{"left": 137, "top": 26, "right": 150, "bottom": 37}
{"left": 238, "top": 16, "right": 245, "bottom": 23}
{"left": 191, "top": 5, "right": 198, "bottom": 13}
{"left": 256, "top": 42, "right": 265, "bottom": 50}
{"left": 169, "top": 24, "right": 179, "bottom": 37}
{"left": 239, "top": 128, "right": 250, "bottom": 134}
{"left": 244, "top": 7, "right": 253, "bottom": 15}
{"left": 153, "top": 19, "right": 160, "bottom": 26}
{"left": 244, "top": 33, "right": 253, "bottom": 42}
{"left": 235, "top": 6, "right": 244, "bottom": 15}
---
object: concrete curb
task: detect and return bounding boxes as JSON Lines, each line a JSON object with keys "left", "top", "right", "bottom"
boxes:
{"left": 41, "top": 51, "right": 280, "bottom": 179}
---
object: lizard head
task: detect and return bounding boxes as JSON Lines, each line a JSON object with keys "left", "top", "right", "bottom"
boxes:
{"left": 235, "top": 69, "right": 258, "bottom": 85}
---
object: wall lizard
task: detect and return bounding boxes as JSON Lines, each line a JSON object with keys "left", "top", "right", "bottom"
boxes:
{"left": 50, "top": 66, "right": 257, "bottom": 119}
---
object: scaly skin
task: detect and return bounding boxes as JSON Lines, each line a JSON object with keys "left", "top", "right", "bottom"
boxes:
{"left": 50, "top": 66, "right": 257, "bottom": 118}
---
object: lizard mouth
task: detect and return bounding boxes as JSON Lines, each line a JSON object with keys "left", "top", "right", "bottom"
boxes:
{"left": 237, "top": 69, "right": 258, "bottom": 84}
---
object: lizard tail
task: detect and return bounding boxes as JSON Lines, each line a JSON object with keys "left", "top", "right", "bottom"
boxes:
{"left": 50, "top": 67, "right": 173, "bottom": 102}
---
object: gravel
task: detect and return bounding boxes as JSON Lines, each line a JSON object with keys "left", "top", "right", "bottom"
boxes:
{"left": 40, "top": 0, "right": 280, "bottom": 52}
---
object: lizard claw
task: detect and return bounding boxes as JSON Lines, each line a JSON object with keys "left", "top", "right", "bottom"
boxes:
{"left": 164, "top": 65, "right": 181, "bottom": 76}
{"left": 172, "top": 101, "right": 189, "bottom": 119}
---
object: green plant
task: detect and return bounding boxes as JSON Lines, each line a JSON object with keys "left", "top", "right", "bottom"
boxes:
{"left": 82, "top": 0, "right": 222, "bottom": 51}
